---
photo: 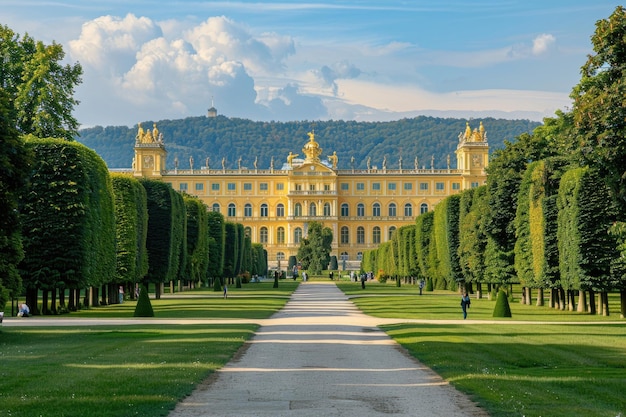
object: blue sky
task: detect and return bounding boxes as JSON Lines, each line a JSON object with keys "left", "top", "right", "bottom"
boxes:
{"left": 2, "top": 1, "right": 619, "bottom": 128}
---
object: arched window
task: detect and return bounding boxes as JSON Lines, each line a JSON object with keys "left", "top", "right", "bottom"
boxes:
{"left": 276, "top": 252, "right": 285, "bottom": 261}
{"left": 260, "top": 227, "right": 268, "bottom": 243}
{"left": 294, "top": 227, "right": 303, "bottom": 244}
{"left": 357, "top": 203, "right": 365, "bottom": 217}
{"left": 323, "top": 202, "right": 331, "bottom": 216}
{"left": 340, "top": 226, "right": 349, "bottom": 244}
{"left": 340, "top": 251, "right": 349, "bottom": 260}
{"left": 244, "top": 203, "right": 252, "bottom": 217}
{"left": 260, "top": 203, "right": 268, "bottom": 217}
{"left": 420, "top": 203, "right": 429, "bottom": 214}
{"left": 228, "top": 203, "right": 236, "bottom": 217}
{"left": 277, "top": 227, "right": 285, "bottom": 244}
{"left": 388, "top": 202, "right": 397, "bottom": 217}
{"left": 373, "top": 202, "right": 381, "bottom": 217}
{"left": 357, "top": 252, "right": 363, "bottom": 260}
{"left": 373, "top": 226, "right": 381, "bottom": 244}
{"left": 388, "top": 226, "right": 396, "bottom": 240}
{"left": 309, "top": 202, "right": 317, "bottom": 216}
{"left": 404, "top": 203, "right": 413, "bottom": 217}
{"left": 276, "top": 203, "right": 285, "bottom": 217}
{"left": 357, "top": 226, "right": 365, "bottom": 244}
{"left": 211, "top": 203, "right": 220, "bottom": 213}
{"left": 341, "top": 203, "right": 349, "bottom": 217}
{"left": 294, "top": 203, "right": 302, "bottom": 217}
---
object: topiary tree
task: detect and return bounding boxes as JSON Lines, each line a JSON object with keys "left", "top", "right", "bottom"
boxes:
{"left": 133, "top": 285, "right": 154, "bottom": 317}
{"left": 493, "top": 290, "right": 512, "bottom": 318}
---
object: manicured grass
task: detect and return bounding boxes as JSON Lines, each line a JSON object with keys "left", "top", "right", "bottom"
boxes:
{"left": 336, "top": 280, "right": 626, "bottom": 417}
{"left": 0, "top": 324, "right": 257, "bottom": 417}
{"left": 0, "top": 281, "right": 299, "bottom": 417}
{"left": 384, "top": 323, "right": 626, "bottom": 417}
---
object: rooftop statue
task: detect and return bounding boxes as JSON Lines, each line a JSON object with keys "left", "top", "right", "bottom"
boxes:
{"left": 302, "top": 130, "right": 322, "bottom": 162}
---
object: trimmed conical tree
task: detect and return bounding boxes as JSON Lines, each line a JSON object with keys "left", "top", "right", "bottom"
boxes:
{"left": 133, "top": 285, "right": 154, "bottom": 317}
{"left": 213, "top": 277, "right": 222, "bottom": 292}
{"left": 493, "top": 290, "right": 512, "bottom": 317}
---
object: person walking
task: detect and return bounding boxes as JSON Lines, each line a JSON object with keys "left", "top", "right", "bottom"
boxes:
{"left": 461, "top": 291, "right": 471, "bottom": 319}
{"left": 223, "top": 284, "right": 228, "bottom": 299}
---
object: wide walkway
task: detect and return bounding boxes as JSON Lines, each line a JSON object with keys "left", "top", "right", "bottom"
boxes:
{"left": 168, "top": 282, "right": 488, "bottom": 417}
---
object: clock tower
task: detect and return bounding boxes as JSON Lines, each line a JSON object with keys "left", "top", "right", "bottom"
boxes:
{"left": 455, "top": 121, "right": 489, "bottom": 178}
{"left": 133, "top": 123, "right": 167, "bottom": 178}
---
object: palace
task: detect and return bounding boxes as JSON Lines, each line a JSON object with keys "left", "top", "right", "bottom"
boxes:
{"left": 131, "top": 122, "right": 489, "bottom": 270}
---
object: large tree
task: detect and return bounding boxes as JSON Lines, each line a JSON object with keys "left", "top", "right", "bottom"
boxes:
{"left": 0, "top": 25, "right": 82, "bottom": 140}
{"left": 297, "top": 221, "right": 333, "bottom": 275}
{"left": 569, "top": 6, "right": 626, "bottom": 217}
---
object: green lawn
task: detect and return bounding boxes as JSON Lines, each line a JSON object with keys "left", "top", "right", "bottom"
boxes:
{"left": 336, "top": 280, "right": 626, "bottom": 417}
{"left": 0, "top": 281, "right": 299, "bottom": 417}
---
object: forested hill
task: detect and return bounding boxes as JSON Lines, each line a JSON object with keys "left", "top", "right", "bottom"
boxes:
{"left": 76, "top": 116, "right": 541, "bottom": 170}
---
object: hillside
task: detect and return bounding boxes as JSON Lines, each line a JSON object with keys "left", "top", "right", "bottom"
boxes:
{"left": 76, "top": 116, "right": 541, "bottom": 170}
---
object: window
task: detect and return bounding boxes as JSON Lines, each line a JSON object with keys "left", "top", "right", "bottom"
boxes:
{"left": 227, "top": 183, "right": 236, "bottom": 191}
{"left": 420, "top": 203, "right": 429, "bottom": 214}
{"left": 341, "top": 203, "right": 349, "bottom": 217}
{"left": 388, "top": 203, "right": 397, "bottom": 217}
{"left": 357, "top": 203, "right": 365, "bottom": 217}
{"left": 276, "top": 183, "right": 284, "bottom": 191}
{"left": 244, "top": 227, "right": 251, "bottom": 238}
{"left": 294, "top": 203, "right": 302, "bottom": 217}
{"left": 357, "top": 227, "right": 365, "bottom": 244}
{"left": 340, "top": 251, "right": 349, "bottom": 260}
{"left": 404, "top": 203, "right": 413, "bottom": 217}
{"left": 372, "top": 182, "right": 381, "bottom": 191}
{"left": 357, "top": 252, "right": 363, "bottom": 261}
{"left": 356, "top": 182, "right": 365, "bottom": 191}
{"left": 404, "top": 182, "right": 413, "bottom": 191}
{"left": 243, "top": 183, "right": 252, "bottom": 191}
{"left": 260, "top": 227, "right": 268, "bottom": 243}
{"left": 211, "top": 183, "right": 220, "bottom": 191}
{"left": 323, "top": 202, "right": 331, "bottom": 216}
{"left": 276, "top": 251, "right": 285, "bottom": 261}
{"left": 309, "top": 202, "right": 317, "bottom": 216}
{"left": 340, "top": 183, "right": 349, "bottom": 191}
{"left": 373, "top": 202, "right": 381, "bottom": 217}
{"left": 244, "top": 203, "right": 252, "bottom": 217}
{"left": 341, "top": 226, "right": 349, "bottom": 244}
{"left": 276, "top": 203, "right": 285, "bottom": 217}
{"left": 195, "top": 183, "right": 204, "bottom": 191}
{"left": 260, "top": 203, "right": 268, "bottom": 217}
{"left": 420, "top": 182, "right": 429, "bottom": 191}
{"left": 373, "top": 226, "right": 381, "bottom": 244}
{"left": 388, "top": 182, "right": 397, "bottom": 191}
{"left": 452, "top": 182, "right": 460, "bottom": 190}
{"left": 471, "top": 182, "right": 479, "bottom": 188}
{"left": 228, "top": 203, "right": 236, "bottom": 217}
{"left": 295, "top": 184, "right": 302, "bottom": 191}
{"left": 294, "top": 227, "right": 303, "bottom": 244}
{"left": 277, "top": 227, "right": 285, "bottom": 244}
{"left": 212, "top": 203, "right": 220, "bottom": 213}
{"left": 436, "top": 182, "right": 445, "bottom": 191}
{"left": 324, "top": 184, "right": 330, "bottom": 191}
{"left": 388, "top": 226, "right": 396, "bottom": 240}
{"left": 259, "top": 182, "right": 268, "bottom": 191}
{"left": 179, "top": 183, "right": 188, "bottom": 191}
{"left": 309, "top": 184, "right": 315, "bottom": 191}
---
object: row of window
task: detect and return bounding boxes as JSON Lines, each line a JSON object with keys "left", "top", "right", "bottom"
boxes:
{"left": 275, "top": 251, "right": 363, "bottom": 261}
{"left": 177, "top": 181, "right": 462, "bottom": 192}
{"left": 248, "top": 225, "right": 398, "bottom": 245}
{"left": 210, "top": 202, "right": 430, "bottom": 217}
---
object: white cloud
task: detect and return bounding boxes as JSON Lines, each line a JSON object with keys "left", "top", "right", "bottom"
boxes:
{"left": 532, "top": 33, "right": 556, "bottom": 55}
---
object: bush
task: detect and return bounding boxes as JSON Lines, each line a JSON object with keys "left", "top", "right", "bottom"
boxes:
{"left": 133, "top": 285, "right": 154, "bottom": 317}
{"left": 493, "top": 290, "right": 512, "bottom": 317}
{"left": 213, "top": 277, "right": 222, "bottom": 292}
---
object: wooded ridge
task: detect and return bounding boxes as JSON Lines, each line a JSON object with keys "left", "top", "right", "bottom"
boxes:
{"left": 77, "top": 115, "right": 540, "bottom": 169}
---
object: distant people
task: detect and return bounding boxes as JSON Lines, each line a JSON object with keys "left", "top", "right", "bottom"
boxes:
{"left": 361, "top": 274, "right": 366, "bottom": 289}
{"left": 302, "top": 271, "right": 308, "bottom": 282}
{"left": 119, "top": 286, "right": 124, "bottom": 304}
{"left": 329, "top": 271, "right": 334, "bottom": 280}
{"left": 18, "top": 303, "right": 30, "bottom": 317}
{"left": 419, "top": 279, "right": 425, "bottom": 295}
{"left": 223, "top": 284, "right": 228, "bottom": 299}
{"left": 461, "top": 291, "right": 471, "bottom": 319}
{"left": 292, "top": 265, "right": 298, "bottom": 280}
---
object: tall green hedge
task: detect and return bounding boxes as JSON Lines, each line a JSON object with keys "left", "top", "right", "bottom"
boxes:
{"left": 111, "top": 174, "right": 148, "bottom": 285}
{"left": 20, "top": 138, "right": 115, "bottom": 309}
{"left": 184, "top": 195, "right": 208, "bottom": 284}
{"left": 433, "top": 194, "right": 461, "bottom": 289}
{"left": 458, "top": 186, "right": 488, "bottom": 286}
{"left": 415, "top": 211, "right": 434, "bottom": 282}
{"left": 206, "top": 211, "right": 225, "bottom": 280}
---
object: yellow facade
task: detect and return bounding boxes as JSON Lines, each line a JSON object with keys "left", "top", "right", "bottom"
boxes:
{"left": 131, "top": 122, "right": 489, "bottom": 270}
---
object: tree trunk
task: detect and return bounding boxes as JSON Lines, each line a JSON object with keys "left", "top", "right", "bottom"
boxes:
{"left": 536, "top": 288, "right": 544, "bottom": 306}
{"left": 588, "top": 289, "right": 596, "bottom": 315}
{"left": 26, "top": 286, "right": 39, "bottom": 316}
{"left": 568, "top": 290, "right": 575, "bottom": 311}
{"left": 476, "top": 282, "right": 482, "bottom": 299}
{"left": 487, "top": 283, "right": 492, "bottom": 300}
{"left": 59, "top": 287, "right": 66, "bottom": 309}
{"left": 559, "top": 288, "right": 566, "bottom": 310}
{"left": 51, "top": 288, "right": 57, "bottom": 314}
{"left": 597, "top": 292, "right": 603, "bottom": 316}
{"left": 526, "top": 287, "right": 532, "bottom": 305}
{"left": 155, "top": 283, "right": 162, "bottom": 299}
{"left": 602, "top": 292, "right": 609, "bottom": 316}
{"left": 42, "top": 290, "right": 49, "bottom": 315}
{"left": 621, "top": 289, "right": 626, "bottom": 319}
{"left": 577, "top": 290, "right": 587, "bottom": 313}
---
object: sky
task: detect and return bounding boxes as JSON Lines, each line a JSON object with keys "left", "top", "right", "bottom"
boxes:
{"left": 2, "top": 1, "right": 619, "bottom": 128}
